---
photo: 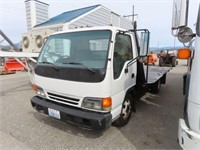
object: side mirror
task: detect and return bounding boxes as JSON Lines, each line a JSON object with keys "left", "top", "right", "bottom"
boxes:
{"left": 139, "top": 31, "right": 150, "bottom": 56}
{"left": 177, "top": 48, "right": 191, "bottom": 59}
{"left": 172, "top": 0, "right": 189, "bottom": 30}
{"left": 177, "top": 26, "right": 194, "bottom": 43}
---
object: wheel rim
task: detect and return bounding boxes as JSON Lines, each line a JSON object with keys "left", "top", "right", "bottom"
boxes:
{"left": 122, "top": 99, "right": 131, "bottom": 120}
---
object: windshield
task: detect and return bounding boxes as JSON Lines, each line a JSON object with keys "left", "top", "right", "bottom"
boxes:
{"left": 38, "top": 30, "right": 111, "bottom": 69}
{"left": 36, "top": 30, "right": 111, "bottom": 82}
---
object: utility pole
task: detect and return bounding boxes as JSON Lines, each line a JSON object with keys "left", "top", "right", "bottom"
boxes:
{"left": 132, "top": 5, "right": 135, "bottom": 26}
{"left": 124, "top": 5, "right": 138, "bottom": 29}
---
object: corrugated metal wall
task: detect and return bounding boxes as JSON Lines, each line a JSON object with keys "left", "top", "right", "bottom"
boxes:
{"left": 120, "top": 16, "right": 133, "bottom": 29}
{"left": 69, "top": 7, "right": 111, "bottom": 28}
{"left": 69, "top": 6, "right": 133, "bottom": 30}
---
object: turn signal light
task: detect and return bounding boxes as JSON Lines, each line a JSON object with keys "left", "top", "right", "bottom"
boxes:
{"left": 102, "top": 97, "right": 112, "bottom": 111}
{"left": 177, "top": 48, "right": 191, "bottom": 59}
{"left": 33, "top": 84, "right": 37, "bottom": 92}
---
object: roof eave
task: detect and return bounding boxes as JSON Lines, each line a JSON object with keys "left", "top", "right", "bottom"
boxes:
{"left": 67, "top": 5, "right": 102, "bottom": 25}
{"left": 32, "top": 23, "right": 64, "bottom": 31}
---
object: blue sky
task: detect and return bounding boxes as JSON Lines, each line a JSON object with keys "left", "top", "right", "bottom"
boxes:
{"left": 0, "top": 0, "right": 199, "bottom": 47}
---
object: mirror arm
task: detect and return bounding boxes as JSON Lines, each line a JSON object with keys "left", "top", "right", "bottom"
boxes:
{"left": 171, "top": 26, "right": 187, "bottom": 37}
{"left": 129, "top": 29, "right": 150, "bottom": 33}
{"left": 171, "top": 29, "right": 178, "bottom": 37}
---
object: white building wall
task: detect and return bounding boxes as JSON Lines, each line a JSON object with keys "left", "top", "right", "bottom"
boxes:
{"left": 69, "top": 6, "right": 132, "bottom": 30}
{"left": 69, "top": 7, "right": 111, "bottom": 29}
{"left": 25, "top": 0, "right": 49, "bottom": 31}
{"left": 111, "top": 12, "right": 120, "bottom": 27}
{"left": 120, "top": 16, "right": 133, "bottom": 29}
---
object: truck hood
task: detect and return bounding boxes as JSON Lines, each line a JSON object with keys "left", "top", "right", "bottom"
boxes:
{"left": 34, "top": 73, "right": 111, "bottom": 99}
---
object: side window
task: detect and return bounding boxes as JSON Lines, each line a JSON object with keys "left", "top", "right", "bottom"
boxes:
{"left": 113, "top": 34, "right": 133, "bottom": 79}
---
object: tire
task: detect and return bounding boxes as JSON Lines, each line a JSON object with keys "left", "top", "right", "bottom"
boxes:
{"left": 172, "top": 57, "right": 176, "bottom": 67}
{"left": 151, "top": 79, "right": 161, "bottom": 93}
{"left": 159, "top": 58, "right": 163, "bottom": 67}
{"left": 113, "top": 94, "right": 133, "bottom": 127}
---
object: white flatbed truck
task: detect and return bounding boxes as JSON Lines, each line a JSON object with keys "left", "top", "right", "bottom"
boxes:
{"left": 31, "top": 26, "right": 171, "bottom": 129}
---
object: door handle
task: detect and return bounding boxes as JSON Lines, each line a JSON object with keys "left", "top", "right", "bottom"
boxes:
{"left": 131, "top": 73, "right": 135, "bottom": 78}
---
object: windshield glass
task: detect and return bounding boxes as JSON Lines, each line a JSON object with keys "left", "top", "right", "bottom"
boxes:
{"left": 38, "top": 30, "right": 111, "bottom": 69}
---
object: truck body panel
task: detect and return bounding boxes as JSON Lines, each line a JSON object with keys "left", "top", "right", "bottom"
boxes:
{"left": 173, "top": 1, "right": 200, "bottom": 148}
{"left": 178, "top": 119, "right": 200, "bottom": 149}
{"left": 188, "top": 36, "right": 200, "bottom": 105}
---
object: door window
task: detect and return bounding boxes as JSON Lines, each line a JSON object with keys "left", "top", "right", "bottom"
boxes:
{"left": 113, "top": 33, "right": 133, "bottom": 79}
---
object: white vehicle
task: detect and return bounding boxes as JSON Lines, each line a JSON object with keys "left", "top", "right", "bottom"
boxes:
{"left": 171, "top": 0, "right": 200, "bottom": 149}
{"left": 31, "top": 26, "right": 171, "bottom": 130}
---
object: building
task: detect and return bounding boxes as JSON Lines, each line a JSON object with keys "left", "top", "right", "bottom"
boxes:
{"left": 33, "top": 4, "right": 133, "bottom": 31}
{"left": 25, "top": 0, "right": 49, "bottom": 31}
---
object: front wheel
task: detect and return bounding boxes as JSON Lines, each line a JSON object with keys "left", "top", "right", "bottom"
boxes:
{"left": 113, "top": 94, "right": 133, "bottom": 127}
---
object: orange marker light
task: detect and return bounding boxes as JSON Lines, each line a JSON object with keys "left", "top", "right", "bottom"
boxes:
{"left": 177, "top": 48, "right": 191, "bottom": 59}
{"left": 102, "top": 97, "right": 112, "bottom": 111}
{"left": 33, "top": 84, "right": 37, "bottom": 92}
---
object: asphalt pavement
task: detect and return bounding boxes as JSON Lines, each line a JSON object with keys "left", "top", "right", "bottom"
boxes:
{"left": 0, "top": 60, "right": 187, "bottom": 150}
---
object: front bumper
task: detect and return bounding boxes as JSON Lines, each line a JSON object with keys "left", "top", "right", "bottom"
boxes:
{"left": 31, "top": 96, "right": 112, "bottom": 130}
{"left": 178, "top": 119, "right": 200, "bottom": 149}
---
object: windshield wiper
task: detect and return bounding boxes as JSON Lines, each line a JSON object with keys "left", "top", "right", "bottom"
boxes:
{"left": 63, "top": 62, "right": 96, "bottom": 73}
{"left": 41, "top": 61, "right": 60, "bottom": 71}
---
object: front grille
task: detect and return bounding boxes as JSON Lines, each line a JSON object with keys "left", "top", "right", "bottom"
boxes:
{"left": 47, "top": 92, "right": 80, "bottom": 105}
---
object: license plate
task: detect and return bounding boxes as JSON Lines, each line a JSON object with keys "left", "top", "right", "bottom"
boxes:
{"left": 48, "top": 108, "right": 61, "bottom": 119}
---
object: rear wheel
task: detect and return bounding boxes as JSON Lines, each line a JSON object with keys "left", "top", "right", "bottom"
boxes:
{"left": 172, "top": 57, "right": 176, "bottom": 67}
{"left": 113, "top": 94, "right": 133, "bottom": 127}
{"left": 159, "top": 58, "right": 164, "bottom": 67}
{"left": 151, "top": 79, "right": 161, "bottom": 93}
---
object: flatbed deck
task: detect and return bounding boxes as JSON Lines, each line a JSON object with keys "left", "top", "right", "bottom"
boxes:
{"left": 144, "top": 65, "right": 172, "bottom": 84}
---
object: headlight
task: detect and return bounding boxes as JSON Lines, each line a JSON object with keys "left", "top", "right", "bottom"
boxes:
{"left": 82, "top": 97, "right": 112, "bottom": 111}
{"left": 82, "top": 98, "right": 102, "bottom": 110}
{"left": 33, "top": 85, "right": 46, "bottom": 97}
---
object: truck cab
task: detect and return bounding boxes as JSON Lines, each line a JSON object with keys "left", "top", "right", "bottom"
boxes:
{"left": 31, "top": 26, "right": 142, "bottom": 129}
